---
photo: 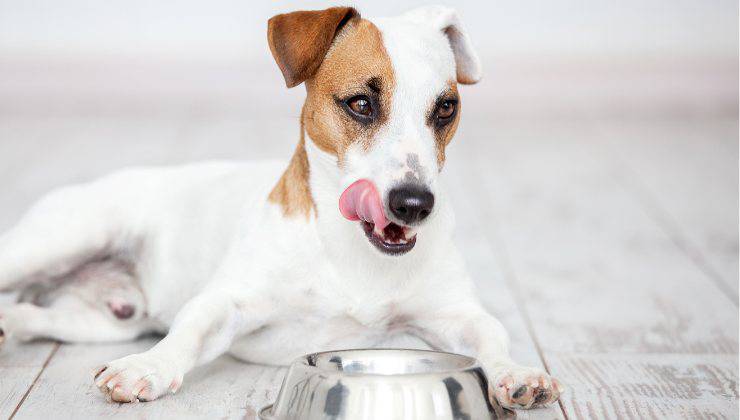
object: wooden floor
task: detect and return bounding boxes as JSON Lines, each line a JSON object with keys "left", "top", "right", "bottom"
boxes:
{"left": 0, "top": 69, "right": 737, "bottom": 418}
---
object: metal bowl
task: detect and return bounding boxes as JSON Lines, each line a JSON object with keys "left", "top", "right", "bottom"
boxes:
{"left": 259, "top": 348, "right": 514, "bottom": 420}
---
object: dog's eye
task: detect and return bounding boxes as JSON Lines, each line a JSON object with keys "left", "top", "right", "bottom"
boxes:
{"left": 346, "top": 96, "right": 373, "bottom": 117}
{"left": 436, "top": 100, "right": 457, "bottom": 121}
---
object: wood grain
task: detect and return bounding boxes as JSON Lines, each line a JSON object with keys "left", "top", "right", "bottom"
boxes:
{"left": 12, "top": 338, "right": 288, "bottom": 419}
{"left": 0, "top": 341, "right": 57, "bottom": 419}
{"left": 551, "top": 353, "right": 738, "bottom": 419}
{"left": 449, "top": 120, "right": 738, "bottom": 418}
{"left": 597, "top": 120, "right": 739, "bottom": 302}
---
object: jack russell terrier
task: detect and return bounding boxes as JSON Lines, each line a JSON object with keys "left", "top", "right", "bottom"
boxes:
{"left": 0, "top": 5, "right": 561, "bottom": 410}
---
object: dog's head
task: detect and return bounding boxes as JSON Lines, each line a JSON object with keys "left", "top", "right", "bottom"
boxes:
{"left": 268, "top": 6, "right": 480, "bottom": 256}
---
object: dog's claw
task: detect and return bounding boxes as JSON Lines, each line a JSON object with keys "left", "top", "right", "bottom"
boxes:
{"left": 92, "top": 365, "right": 107, "bottom": 381}
{"left": 552, "top": 378, "right": 564, "bottom": 393}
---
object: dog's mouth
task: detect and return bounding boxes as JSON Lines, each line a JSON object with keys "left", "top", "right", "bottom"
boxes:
{"left": 361, "top": 221, "right": 417, "bottom": 255}
{"left": 339, "top": 179, "right": 418, "bottom": 256}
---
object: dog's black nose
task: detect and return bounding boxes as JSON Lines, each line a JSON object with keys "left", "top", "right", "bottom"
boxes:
{"left": 388, "top": 185, "right": 435, "bottom": 225}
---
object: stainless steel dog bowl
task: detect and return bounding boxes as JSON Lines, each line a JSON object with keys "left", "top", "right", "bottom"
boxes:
{"left": 259, "top": 349, "right": 514, "bottom": 420}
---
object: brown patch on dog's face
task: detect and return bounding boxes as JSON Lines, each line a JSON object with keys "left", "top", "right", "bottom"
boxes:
{"left": 302, "top": 18, "right": 395, "bottom": 162}
{"left": 267, "top": 12, "right": 395, "bottom": 219}
{"left": 426, "top": 82, "right": 460, "bottom": 168}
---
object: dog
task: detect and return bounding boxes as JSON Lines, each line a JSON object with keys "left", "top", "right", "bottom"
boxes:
{"left": 0, "top": 5, "right": 561, "bottom": 410}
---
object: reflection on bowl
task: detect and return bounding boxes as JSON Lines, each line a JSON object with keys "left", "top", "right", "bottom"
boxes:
{"left": 259, "top": 348, "right": 515, "bottom": 420}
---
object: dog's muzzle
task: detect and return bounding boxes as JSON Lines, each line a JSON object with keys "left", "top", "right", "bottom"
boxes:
{"left": 339, "top": 179, "right": 421, "bottom": 256}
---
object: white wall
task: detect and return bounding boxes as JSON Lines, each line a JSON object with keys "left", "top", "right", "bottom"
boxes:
{"left": 0, "top": 1, "right": 736, "bottom": 120}
{"left": 0, "top": 0, "right": 737, "bottom": 59}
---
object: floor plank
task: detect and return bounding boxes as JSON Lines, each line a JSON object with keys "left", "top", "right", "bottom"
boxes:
{"left": 551, "top": 353, "right": 738, "bottom": 419}
{"left": 597, "top": 119, "right": 739, "bottom": 302}
{"left": 0, "top": 340, "right": 56, "bottom": 420}
{"left": 451, "top": 120, "right": 738, "bottom": 418}
{"left": 12, "top": 338, "right": 287, "bottom": 419}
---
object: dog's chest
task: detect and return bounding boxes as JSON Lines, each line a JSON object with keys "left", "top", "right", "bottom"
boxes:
{"left": 285, "top": 284, "right": 412, "bottom": 330}
{"left": 339, "top": 297, "right": 412, "bottom": 331}
{"left": 229, "top": 297, "right": 413, "bottom": 364}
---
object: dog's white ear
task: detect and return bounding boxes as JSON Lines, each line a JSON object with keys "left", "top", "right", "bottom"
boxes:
{"left": 402, "top": 5, "right": 482, "bottom": 84}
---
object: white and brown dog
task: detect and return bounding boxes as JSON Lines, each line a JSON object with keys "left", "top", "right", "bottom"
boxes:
{"left": 0, "top": 5, "right": 561, "bottom": 410}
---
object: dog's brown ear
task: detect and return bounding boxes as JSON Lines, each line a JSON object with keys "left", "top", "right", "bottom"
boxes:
{"left": 267, "top": 7, "right": 359, "bottom": 88}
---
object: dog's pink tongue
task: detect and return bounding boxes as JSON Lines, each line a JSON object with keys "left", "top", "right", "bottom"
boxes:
{"left": 339, "top": 179, "right": 390, "bottom": 232}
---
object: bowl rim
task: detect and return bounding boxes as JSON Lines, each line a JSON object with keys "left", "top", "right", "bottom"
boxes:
{"left": 294, "top": 347, "right": 481, "bottom": 378}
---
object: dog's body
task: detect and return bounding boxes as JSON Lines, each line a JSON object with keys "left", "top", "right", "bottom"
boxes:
{"left": 0, "top": 6, "right": 560, "bottom": 409}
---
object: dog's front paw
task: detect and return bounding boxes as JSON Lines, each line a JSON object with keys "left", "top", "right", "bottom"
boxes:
{"left": 488, "top": 364, "right": 563, "bottom": 409}
{"left": 93, "top": 352, "right": 183, "bottom": 403}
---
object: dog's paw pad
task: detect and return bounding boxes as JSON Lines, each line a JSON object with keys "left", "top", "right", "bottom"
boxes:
{"left": 92, "top": 354, "right": 182, "bottom": 403}
{"left": 490, "top": 366, "right": 562, "bottom": 409}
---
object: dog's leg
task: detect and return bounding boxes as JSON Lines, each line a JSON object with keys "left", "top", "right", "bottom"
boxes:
{"left": 411, "top": 304, "right": 562, "bottom": 410}
{"left": 92, "top": 289, "right": 265, "bottom": 403}
{"left": 1, "top": 259, "right": 149, "bottom": 347}
{"left": 0, "top": 300, "right": 148, "bottom": 346}
{"left": 0, "top": 183, "right": 130, "bottom": 292}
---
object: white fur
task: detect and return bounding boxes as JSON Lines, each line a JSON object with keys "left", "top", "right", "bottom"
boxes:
{"left": 0, "top": 6, "right": 559, "bottom": 408}
{"left": 394, "top": 5, "right": 483, "bottom": 84}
